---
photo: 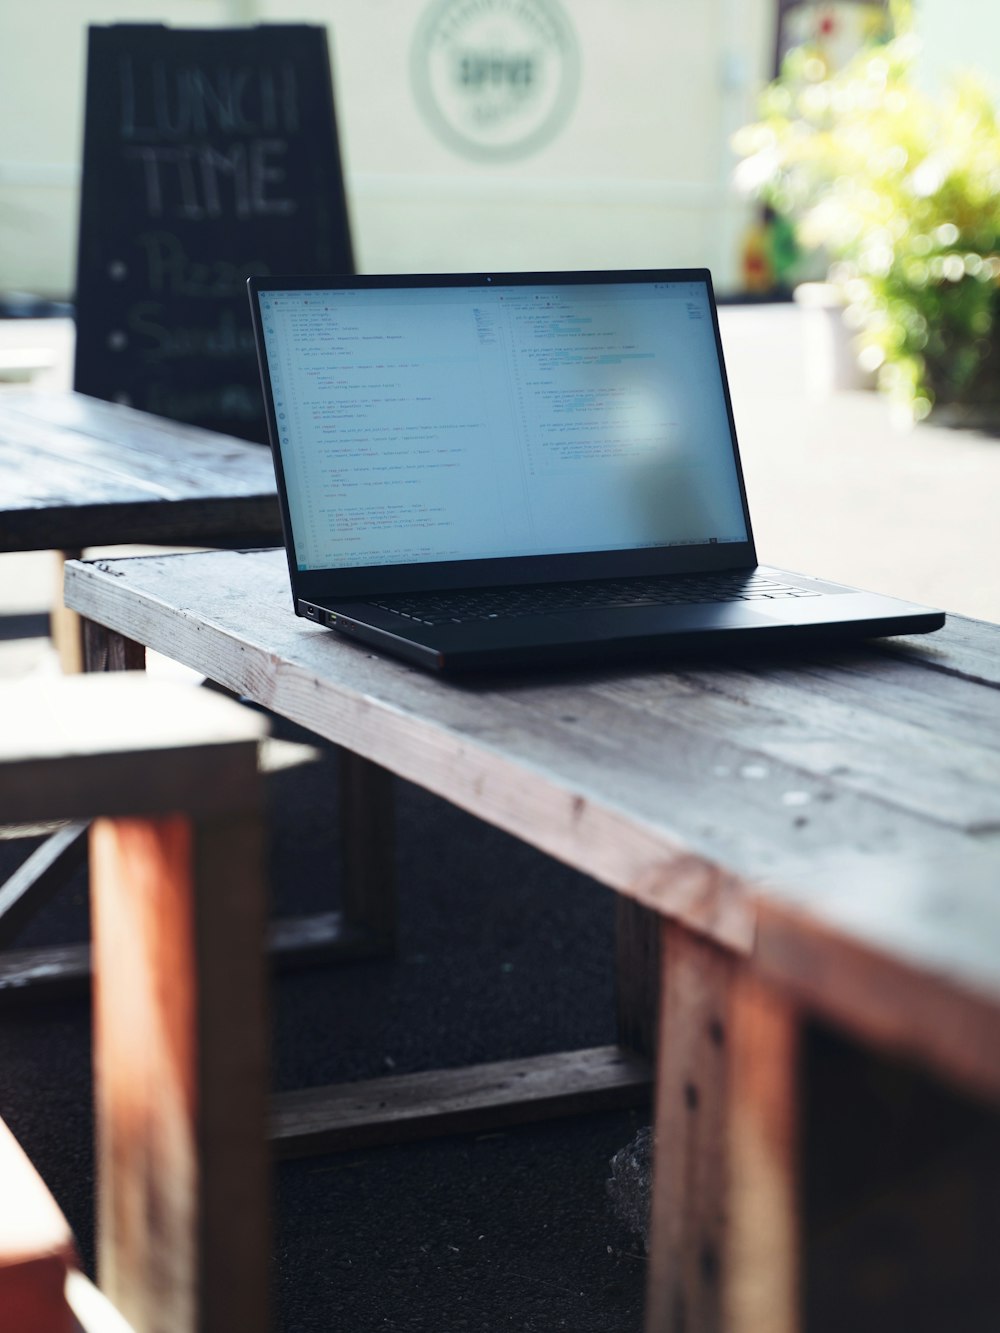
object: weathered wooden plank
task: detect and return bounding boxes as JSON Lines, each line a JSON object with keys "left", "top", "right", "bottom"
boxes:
{"left": 64, "top": 1270, "right": 139, "bottom": 1333}
{"left": 65, "top": 551, "right": 764, "bottom": 951}
{"left": 645, "top": 923, "right": 733, "bottom": 1333}
{"left": 0, "top": 911, "right": 391, "bottom": 1004}
{"left": 750, "top": 647, "right": 1000, "bottom": 744}
{"left": 887, "top": 613, "right": 1000, "bottom": 690}
{"left": 0, "top": 674, "right": 265, "bottom": 825}
{"left": 0, "top": 821, "right": 70, "bottom": 841}
{"left": 83, "top": 622, "right": 146, "bottom": 674}
{"left": 724, "top": 969, "right": 800, "bottom": 1333}
{"left": 91, "top": 807, "right": 269, "bottom": 1333}
{"left": 0, "top": 413, "right": 184, "bottom": 505}
{"left": 753, "top": 894, "right": 1000, "bottom": 1105}
{"left": 0, "top": 943, "right": 93, "bottom": 1000}
{"left": 0, "top": 1116, "right": 79, "bottom": 1333}
{"left": 271, "top": 1045, "right": 651, "bottom": 1158}
{"left": 0, "top": 440, "right": 263, "bottom": 521}
{"left": 616, "top": 897, "right": 661, "bottom": 1059}
{"left": 58, "top": 556, "right": 995, "bottom": 927}
{"left": 0, "top": 391, "right": 280, "bottom": 552}
{"left": 62, "top": 551, "right": 1000, "bottom": 1061}
{"left": 0, "top": 821, "right": 88, "bottom": 948}
{"left": 0, "top": 390, "right": 276, "bottom": 495}
{"left": 52, "top": 549, "right": 85, "bottom": 673}
{"left": 0, "top": 498, "right": 281, "bottom": 553}
{"left": 597, "top": 656, "right": 1000, "bottom": 833}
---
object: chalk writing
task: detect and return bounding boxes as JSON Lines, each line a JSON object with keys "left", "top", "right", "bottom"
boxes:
{"left": 138, "top": 232, "right": 269, "bottom": 297}
{"left": 120, "top": 58, "right": 300, "bottom": 138}
{"left": 124, "top": 141, "right": 295, "bottom": 220}
{"left": 74, "top": 25, "right": 352, "bottom": 441}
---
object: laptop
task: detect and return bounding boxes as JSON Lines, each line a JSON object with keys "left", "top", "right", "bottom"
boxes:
{"left": 247, "top": 269, "right": 944, "bottom": 672}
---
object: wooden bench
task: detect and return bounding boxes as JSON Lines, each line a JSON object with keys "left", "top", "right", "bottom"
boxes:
{"left": 0, "top": 1116, "right": 139, "bottom": 1333}
{"left": 0, "top": 391, "right": 367, "bottom": 995}
{"left": 0, "top": 673, "right": 270, "bottom": 1333}
{"left": 62, "top": 546, "right": 1000, "bottom": 1331}
{"left": 0, "top": 1114, "right": 79, "bottom": 1332}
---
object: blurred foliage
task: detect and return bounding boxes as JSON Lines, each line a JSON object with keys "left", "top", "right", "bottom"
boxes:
{"left": 733, "top": 0, "right": 1000, "bottom": 422}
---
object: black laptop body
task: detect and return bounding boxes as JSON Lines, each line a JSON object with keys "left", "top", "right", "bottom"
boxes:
{"left": 248, "top": 268, "right": 943, "bottom": 673}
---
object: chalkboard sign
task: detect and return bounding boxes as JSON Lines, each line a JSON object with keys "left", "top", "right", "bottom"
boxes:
{"left": 73, "top": 24, "right": 353, "bottom": 444}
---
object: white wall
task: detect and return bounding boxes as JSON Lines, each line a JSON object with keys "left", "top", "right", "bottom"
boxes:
{"left": 0, "top": 0, "right": 775, "bottom": 298}
{"left": 0, "top": 0, "right": 241, "bottom": 297}
{"left": 916, "top": 0, "right": 1000, "bottom": 93}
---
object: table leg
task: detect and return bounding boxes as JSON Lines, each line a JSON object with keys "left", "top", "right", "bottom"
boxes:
{"left": 339, "top": 751, "right": 398, "bottom": 947}
{"left": 725, "top": 968, "right": 800, "bottom": 1333}
{"left": 81, "top": 620, "right": 398, "bottom": 949}
{"left": 643, "top": 920, "right": 801, "bottom": 1333}
{"left": 91, "top": 805, "right": 270, "bottom": 1333}
{"left": 616, "top": 897, "right": 661, "bottom": 1059}
{"left": 51, "top": 550, "right": 86, "bottom": 674}
{"left": 83, "top": 619, "right": 147, "bottom": 673}
{"left": 645, "top": 922, "right": 732, "bottom": 1333}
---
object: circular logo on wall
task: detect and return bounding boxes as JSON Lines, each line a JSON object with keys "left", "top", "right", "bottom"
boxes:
{"left": 411, "top": 0, "right": 580, "bottom": 162}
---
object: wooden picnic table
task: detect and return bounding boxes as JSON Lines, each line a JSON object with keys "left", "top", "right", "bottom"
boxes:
{"left": 64, "top": 544, "right": 1000, "bottom": 1333}
{"left": 0, "top": 389, "right": 280, "bottom": 671}
{"left": 0, "top": 389, "right": 279, "bottom": 553}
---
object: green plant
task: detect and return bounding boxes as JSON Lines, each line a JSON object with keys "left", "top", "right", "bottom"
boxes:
{"left": 733, "top": 4, "right": 1000, "bottom": 422}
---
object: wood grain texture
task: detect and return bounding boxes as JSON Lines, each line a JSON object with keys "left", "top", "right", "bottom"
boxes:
{"left": 616, "top": 896, "right": 661, "bottom": 1059}
{"left": 61, "top": 548, "right": 1000, "bottom": 1084}
{"left": 52, "top": 549, "right": 85, "bottom": 673}
{"left": 725, "top": 970, "right": 800, "bottom": 1333}
{"left": 0, "top": 674, "right": 264, "bottom": 825}
{"left": 0, "top": 390, "right": 279, "bottom": 552}
{"left": 753, "top": 897, "right": 1000, "bottom": 1104}
{"left": 887, "top": 613, "right": 1000, "bottom": 689}
{"left": 0, "top": 911, "right": 387, "bottom": 1005}
{"left": 63, "top": 550, "right": 758, "bottom": 952}
{"left": 0, "top": 1116, "right": 78, "bottom": 1333}
{"left": 0, "top": 942, "right": 93, "bottom": 1000}
{"left": 91, "top": 816, "right": 198, "bottom": 1333}
{"left": 645, "top": 923, "right": 733, "bottom": 1333}
{"left": 271, "top": 1046, "right": 651, "bottom": 1158}
{"left": 83, "top": 621, "right": 146, "bottom": 674}
{"left": 91, "top": 808, "right": 269, "bottom": 1333}
{"left": 0, "top": 674, "right": 270, "bottom": 1333}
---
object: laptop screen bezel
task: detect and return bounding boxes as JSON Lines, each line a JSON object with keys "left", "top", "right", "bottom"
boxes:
{"left": 248, "top": 268, "right": 758, "bottom": 600}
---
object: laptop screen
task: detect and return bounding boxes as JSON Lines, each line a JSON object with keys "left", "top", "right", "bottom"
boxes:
{"left": 254, "top": 274, "right": 750, "bottom": 576}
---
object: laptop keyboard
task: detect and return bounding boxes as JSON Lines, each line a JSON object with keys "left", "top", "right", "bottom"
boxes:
{"left": 374, "top": 572, "right": 820, "bottom": 627}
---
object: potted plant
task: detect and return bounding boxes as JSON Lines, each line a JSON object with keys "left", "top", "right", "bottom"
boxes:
{"left": 733, "top": 1, "right": 1000, "bottom": 424}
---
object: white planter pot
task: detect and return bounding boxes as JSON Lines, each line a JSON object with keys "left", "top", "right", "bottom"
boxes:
{"left": 794, "top": 281, "right": 876, "bottom": 396}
